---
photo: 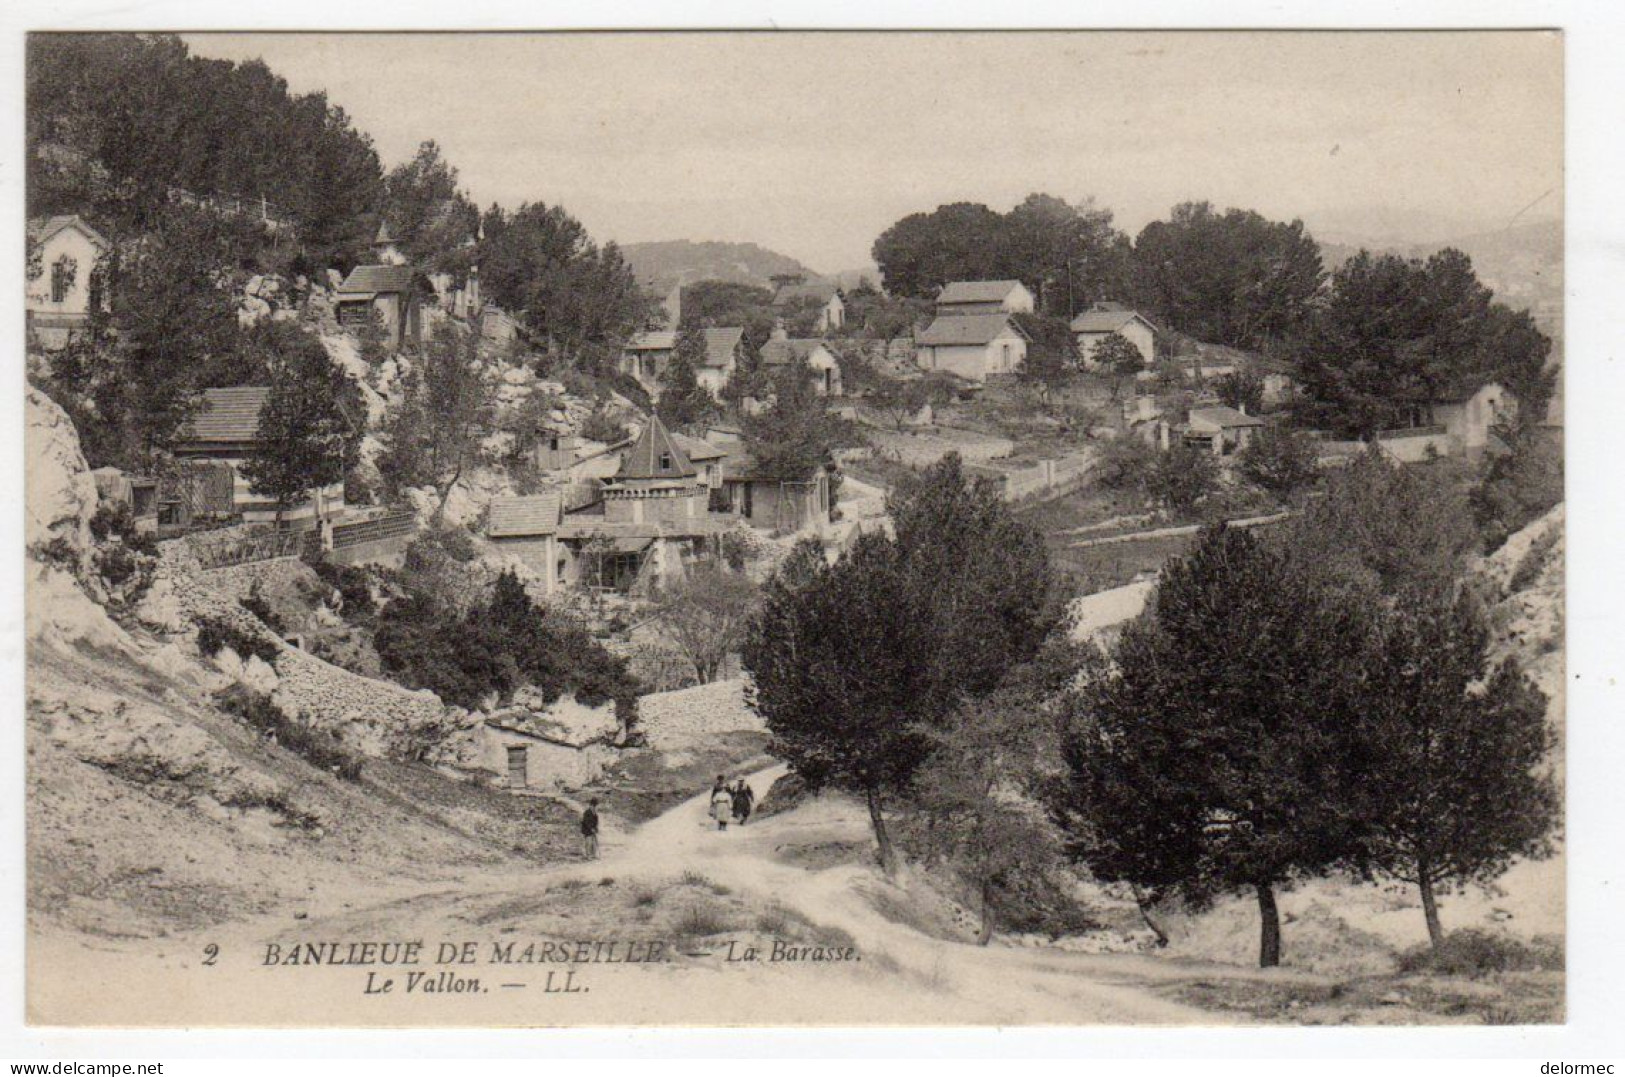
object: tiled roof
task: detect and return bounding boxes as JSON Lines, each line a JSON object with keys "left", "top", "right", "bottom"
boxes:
{"left": 617, "top": 414, "right": 697, "bottom": 480}
{"left": 337, "top": 264, "right": 416, "bottom": 295}
{"left": 556, "top": 517, "right": 730, "bottom": 542}
{"left": 917, "top": 314, "right": 1023, "bottom": 347}
{"left": 760, "top": 338, "right": 828, "bottom": 366}
{"left": 671, "top": 431, "right": 727, "bottom": 462}
{"left": 30, "top": 214, "right": 110, "bottom": 251}
{"left": 627, "top": 331, "right": 677, "bottom": 352}
{"left": 701, "top": 327, "right": 744, "bottom": 369}
{"left": 487, "top": 491, "right": 563, "bottom": 537}
{"left": 182, "top": 386, "right": 271, "bottom": 443}
{"left": 772, "top": 281, "right": 841, "bottom": 306}
{"left": 1189, "top": 406, "right": 1266, "bottom": 429}
{"left": 937, "top": 280, "right": 1025, "bottom": 305}
{"left": 1072, "top": 304, "right": 1157, "bottom": 335}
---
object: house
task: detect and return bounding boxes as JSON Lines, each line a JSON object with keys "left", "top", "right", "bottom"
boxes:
{"left": 334, "top": 264, "right": 422, "bottom": 350}
{"left": 480, "top": 694, "right": 620, "bottom": 791}
{"left": 1252, "top": 355, "right": 1298, "bottom": 407}
{"left": 487, "top": 490, "right": 564, "bottom": 592}
{"left": 1430, "top": 381, "right": 1511, "bottom": 453}
{"left": 621, "top": 327, "right": 744, "bottom": 396}
{"left": 1072, "top": 302, "right": 1158, "bottom": 370}
{"left": 554, "top": 415, "right": 730, "bottom": 594}
{"left": 1180, "top": 405, "right": 1267, "bottom": 456}
{"left": 26, "top": 215, "right": 110, "bottom": 350}
{"left": 91, "top": 468, "right": 159, "bottom": 534}
{"left": 914, "top": 314, "right": 1030, "bottom": 383}
{"left": 172, "top": 386, "right": 347, "bottom": 528}
{"left": 759, "top": 330, "right": 844, "bottom": 396}
{"left": 706, "top": 437, "right": 835, "bottom": 534}
{"left": 934, "top": 279, "right": 1035, "bottom": 317}
{"left": 770, "top": 276, "right": 845, "bottom": 332}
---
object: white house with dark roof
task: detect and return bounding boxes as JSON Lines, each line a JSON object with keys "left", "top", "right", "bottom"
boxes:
{"left": 770, "top": 277, "right": 845, "bottom": 332}
{"left": 621, "top": 326, "right": 744, "bottom": 396}
{"left": 935, "top": 279, "right": 1035, "bottom": 316}
{"left": 915, "top": 313, "right": 1030, "bottom": 383}
{"left": 1072, "top": 301, "right": 1159, "bottom": 369}
{"left": 760, "top": 329, "right": 844, "bottom": 396}
{"left": 1181, "top": 405, "right": 1267, "bottom": 456}
{"left": 26, "top": 215, "right": 110, "bottom": 350}
{"left": 335, "top": 263, "right": 421, "bottom": 350}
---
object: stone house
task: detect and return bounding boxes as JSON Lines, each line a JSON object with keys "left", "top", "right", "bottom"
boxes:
{"left": 934, "top": 279, "right": 1036, "bottom": 316}
{"left": 172, "top": 386, "right": 348, "bottom": 529}
{"left": 770, "top": 276, "right": 845, "bottom": 332}
{"left": 480, "top": 693, "right": 621, "bottom": 791}
{"left": 1072, "top": 301, "right": 1159, "bottom": 369}
{"left": 555, "top": 415, "right": 730, "bottom": 594}
{"left": 1430, "top": 381, "right": 1512, "bottom": 453}
{"left": 1180, "top": 405, "right": 1267, "bottom": 456}
{"left": 334, "top": 264, "right": 422, "bottom": 351}
{"left": 760, "top": 330, "right": 844, "bottom": 396}
{"left": 620, "top": 326, "right": 744, "bottom": 397}
{"left": 26, "top": 215, "right": 110, "bottom": 350}
{"left": 707, "top": 439, "right": 834, "bottom": 534}
{"left": 915, "top": 313, "right": 1031, "bottom": 383}
{"left": 486, "top": 490, "right": 564, "bottom": 592}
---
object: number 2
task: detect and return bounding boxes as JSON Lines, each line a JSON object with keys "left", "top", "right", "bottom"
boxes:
{"left": 202, "top": 943, "right": 219, "bottom": 966}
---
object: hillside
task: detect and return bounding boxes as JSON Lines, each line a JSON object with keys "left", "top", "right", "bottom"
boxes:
{"left": 620, "top": 239, "right": 826, "bottom": 293}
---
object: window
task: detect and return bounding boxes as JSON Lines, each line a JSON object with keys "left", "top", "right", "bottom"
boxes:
{"left": 659, "top": 452, "right": 672, "bottom": 470}
{"left": 50, "top": 258, "right": 72, "bottom": 304}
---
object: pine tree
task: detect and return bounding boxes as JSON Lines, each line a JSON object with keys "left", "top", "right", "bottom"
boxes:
{"left": 241, "top": 333, "right": 358, "bottom": 524}
{"left": 1352, "top": 590, "right": 1557, "bottom": 949}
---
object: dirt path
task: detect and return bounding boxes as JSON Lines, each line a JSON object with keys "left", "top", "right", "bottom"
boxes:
{"left": 29, "top": 762, "right": 1229, "bottom": 1026}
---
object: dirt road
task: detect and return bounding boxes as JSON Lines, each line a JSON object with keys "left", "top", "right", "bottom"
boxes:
{"left": 30, "top": 762, "right": 1235, "bottom": 1027}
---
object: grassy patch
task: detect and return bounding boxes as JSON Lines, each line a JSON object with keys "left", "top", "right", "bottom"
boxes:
{"left": 1396, "top": 930, "right": 1564, "bottom": 977}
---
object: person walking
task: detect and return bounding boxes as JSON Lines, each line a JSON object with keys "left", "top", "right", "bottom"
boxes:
{"left": 580, "top": 798, "right": 600, "bottom": 860}
{"left": 710, "top": 776, "right": 733, "bottom": 831}
{"left": 731, "top": 779, "right": 755, "bottom": 826}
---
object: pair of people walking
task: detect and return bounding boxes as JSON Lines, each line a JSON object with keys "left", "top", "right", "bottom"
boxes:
{"left": 709, "top": 775, "right": 755, "bottom": 831}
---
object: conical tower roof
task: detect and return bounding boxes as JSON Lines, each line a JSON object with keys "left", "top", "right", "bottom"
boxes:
{"left": 375, "top": 220, "right": 396, "bottom": 245}
{"left": 616, "top": 413, "right": 696, "bottom": 481}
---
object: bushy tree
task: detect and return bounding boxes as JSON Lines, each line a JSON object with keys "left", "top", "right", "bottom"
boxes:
{"left": 657, "top": 324, "right": 718, "bottom": 427}
{"left": 742, "top": 358, "right": 849, "bottom": 487}
{"left": 1237, "top": 426, "right": 1321, "bottom": 501}
{"left": 1145, "top": 441, "right": 1218, "bottom": 516}
{"left": 1012, "top": 312, "right": 1078, "bottom": 406}
{"left": 1471, "top": 420, "right": 1564, "bottom": 552}
{"left": 654, "top": 564, "right": 759, "bottom": 684}
{"left": 868, "top": 374, "right": 932, "bottom": 432}
{"left": 1351, "top": 590, "right": 1558, "bottom": 949}
{"left": 1057, "top": 525, "right": 1371, "bottom": 966}
{"left": 377, "top": 324, "right": 495, "bottom": 518}
{"left": 744, "top": 456, "right": 1054, "bottom": 873}
{"left": 381, "top": 140, "right": 479, "bottom": 272}
{"left": 1090, "top": 330, "right": 1147, "bottom": 398}
{"left": 241, "top": 331, "right": 360, "bottom": 522}
{"left": 1213, "top": 368, "right": 1265, "bottom": 414}
{"left": 1296, "top": 249, "right": 1553, "bottom": 437}
{"left": 1130, "top": 201, "right": 1324, "bottom": 350}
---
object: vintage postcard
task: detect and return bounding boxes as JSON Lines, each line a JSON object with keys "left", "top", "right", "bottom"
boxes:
{"left": 23, "top": 29, "right": 1564, "bottom": 1027}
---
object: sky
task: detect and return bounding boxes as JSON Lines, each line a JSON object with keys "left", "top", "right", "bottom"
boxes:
{"left": 184, "top": 31, "right": 1562, "bottom": 275}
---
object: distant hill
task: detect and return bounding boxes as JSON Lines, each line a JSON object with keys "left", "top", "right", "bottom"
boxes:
{"left": 620, "top": 240, "right": 827, "bottom": 295}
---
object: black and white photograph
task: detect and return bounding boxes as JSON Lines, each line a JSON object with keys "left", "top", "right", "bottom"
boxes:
{"left": 17, "top": 26, "right": 1580, "bottom": 1033}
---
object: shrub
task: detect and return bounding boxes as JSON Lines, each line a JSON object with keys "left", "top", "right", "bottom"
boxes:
{"left": 672, "top": 902, "right": 737, "bottom": 938}
{"left": 195, "top": 616, "right": 281, "bottom": 664}
{"left": 239, "top": 583, "right": 287, "bottom": 634}
{"left": 1396, "top": 929, "right": 1564, "bottom": 977}
{"left": 1508, "top": 527, "right": 1559, "bottom": 594}
{"left": 214, "top": 684, "right": 364, "bottom": 782}
{"left": 311, "top": 560, "right": 376, "bottom": 619}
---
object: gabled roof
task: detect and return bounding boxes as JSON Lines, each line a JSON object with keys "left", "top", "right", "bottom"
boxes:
{"left": 701, "top": 327, "right": 744, "bottom": 369}
{"left": 30, "top": 214, "right": 110, "bottom": 252}
{"left": 760, "top": 338, "right": 832, "bottom": 366}
{"left": 1189, "top": 405, "right": 1266, "bottom": 429}
{"left": 617, "top": 414, "right": 697, "bottom": 480}
{"left": 627, "top": 331, "right": 677, "bottom": 352}
{"left": 182, "top": 386, "right": 271, "bottom": 444}
{"left": 937, "top": 280, "right": 1026, "bottom": 306}
{"left": 917, "top": 313, "right": 1027, "bottom": 347}
{"left": 772, "top": 280, "right": 841, "bottom": 306}
{"left": 671, "top": 431, "right": 727, "bottom": 462}
{"left": 1432, "top": 379, "right": 1506, "bottom": 405}
{"left": 487, "top": 491, "right": 563, "bottom": 538}
{"left": 337, "top": 264, "right": 416, "bottom": 295}
{"left": 1072, "top": 303, "right": 1159, "bottom": 335}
